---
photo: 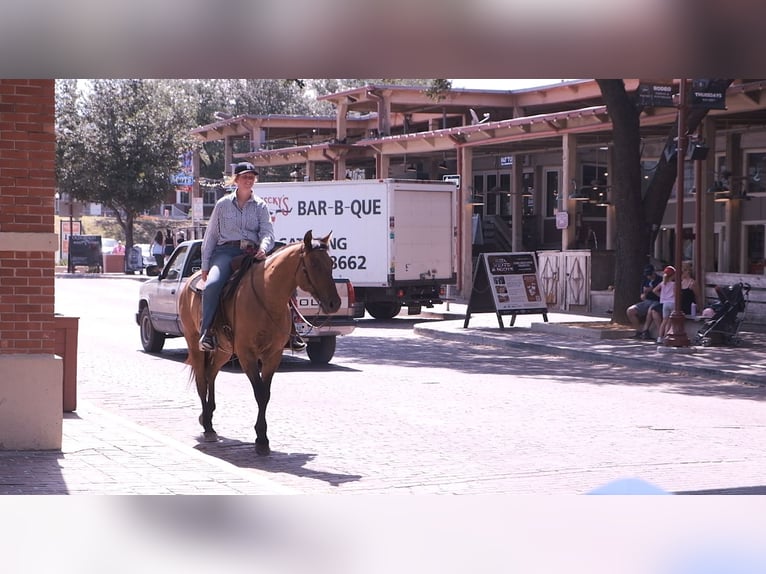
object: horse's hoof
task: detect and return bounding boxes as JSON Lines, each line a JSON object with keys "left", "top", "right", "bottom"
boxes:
{"left": 255, "top": 442, "right": 270, "bottom": 456}
{"left": 203, "top": 431, "right": 218, "bottom": 442}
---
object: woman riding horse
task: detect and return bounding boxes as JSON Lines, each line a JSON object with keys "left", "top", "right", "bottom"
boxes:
{"left": 178, "top": 230, "right": 341, "bottom": 455}
{"left": 198, "top": 161, "right": 274, "bottom": 352}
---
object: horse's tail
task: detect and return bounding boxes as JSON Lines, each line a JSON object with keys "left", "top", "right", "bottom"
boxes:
{"left": 185, "top": 349, "right": 214, "bottom": 391}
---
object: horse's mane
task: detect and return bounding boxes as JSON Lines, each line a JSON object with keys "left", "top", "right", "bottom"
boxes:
{"left": 222, "top": 240, "right": 302, "bottom": 301}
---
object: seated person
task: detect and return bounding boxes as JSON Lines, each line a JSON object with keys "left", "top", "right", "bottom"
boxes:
{"left": 627, "top": 264, "right": 662, "bottom": 339}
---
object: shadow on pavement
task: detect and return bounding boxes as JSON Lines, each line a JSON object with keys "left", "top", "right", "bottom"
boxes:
{"left": 675, "top": 485, "right": 766, "bottom": 494}
{"left": 194, "top": 438, "right": 363, "bottom": 487}
{"left": 336, "top": 333, "right": 766, "bottom": 402}
{"left": 143, "top": 347, "right": 360, "bottom": 373}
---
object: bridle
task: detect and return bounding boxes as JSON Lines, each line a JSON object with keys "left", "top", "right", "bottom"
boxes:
{"left": 297, "top": 241, "right": 332, "bottom": 308}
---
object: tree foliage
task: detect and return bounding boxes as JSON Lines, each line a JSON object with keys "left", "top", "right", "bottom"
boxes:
{"left": 56, "top": 79, "right": 195, "bottom": 247}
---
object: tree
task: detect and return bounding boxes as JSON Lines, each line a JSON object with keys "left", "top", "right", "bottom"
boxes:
{"left": 56, "top": 79, "right": 195, "bottom": 249}
{"left": 596, "top": 79, "right": 731, "bottom": 324}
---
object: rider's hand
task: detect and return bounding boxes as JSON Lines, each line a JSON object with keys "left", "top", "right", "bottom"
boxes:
{"left": 255, "top": 248, "right": 266, "bottom": 260}
{"left": 201, "top": 270, "right": 208, "bottom": 281}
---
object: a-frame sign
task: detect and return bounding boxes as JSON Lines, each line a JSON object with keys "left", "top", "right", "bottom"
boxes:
{"left": 463, "top": 252, "right": 548, "bottom": 329}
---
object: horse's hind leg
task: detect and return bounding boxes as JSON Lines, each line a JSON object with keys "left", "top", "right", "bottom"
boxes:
{"left": 188, "top": 347, "right": 219, "bottom": 442}
{"left": 241, "top": 358, "right": 272, "bottom": 455}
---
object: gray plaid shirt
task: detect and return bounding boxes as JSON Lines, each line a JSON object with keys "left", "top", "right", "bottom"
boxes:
{"left": 201, "top": 191, "right": 275, "bottom": 271}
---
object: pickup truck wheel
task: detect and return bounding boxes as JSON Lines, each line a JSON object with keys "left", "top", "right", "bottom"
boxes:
{"left": 365, "top": 301, "right": 402, "bottom": 320}
{"left": 139, "top": 306, "right": 166, "bottom": 353}
{"left": 306, "top": 336, "right": 336, "bottom": 364}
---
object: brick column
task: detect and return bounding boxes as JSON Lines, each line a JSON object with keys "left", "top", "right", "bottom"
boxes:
{"left": 0, "top": 79, "right": 62, "bottom": 449}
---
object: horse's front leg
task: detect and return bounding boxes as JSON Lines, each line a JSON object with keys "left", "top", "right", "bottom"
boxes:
{"left": 242, "top": 358, "right": 272, "bottom": 455}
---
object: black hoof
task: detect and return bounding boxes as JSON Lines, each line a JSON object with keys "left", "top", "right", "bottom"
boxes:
{"left": 203, "top": 430, "right": 218, "bottom": 442}
{"left": 255, "top": 441, "right": 270, "bottom": 456}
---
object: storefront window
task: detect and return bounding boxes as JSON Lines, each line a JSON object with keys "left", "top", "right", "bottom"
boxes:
{"left": 746, "top": 224, "right": 765, "bottom": 274}
{"left": 746, "top": 151, "right": 766, "bottom": 194}
{"left": 545, "top": 170, "right": 558, "bottom": 217}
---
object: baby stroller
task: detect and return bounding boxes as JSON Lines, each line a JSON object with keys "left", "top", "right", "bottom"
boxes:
{"left": 693, "top": 282, "right": 751, "bottom": 346}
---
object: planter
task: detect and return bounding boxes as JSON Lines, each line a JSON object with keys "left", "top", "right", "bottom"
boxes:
{"left": 54, "top": 315, "right": 79, "bottom": 412}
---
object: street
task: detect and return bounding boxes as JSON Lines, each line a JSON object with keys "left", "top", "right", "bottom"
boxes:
{"left": 56, "top": 277, "right": 766, "bottom": 494}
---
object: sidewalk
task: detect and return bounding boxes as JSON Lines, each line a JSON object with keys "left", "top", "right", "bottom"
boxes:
{"left": 3, "top": 297, "right": 762, "bottom": 495}
{"left": 0, "top": 402, "right": 298, "bottom": 495}
{"left": 417, "top": 302, "right": 766, "bottom": 387}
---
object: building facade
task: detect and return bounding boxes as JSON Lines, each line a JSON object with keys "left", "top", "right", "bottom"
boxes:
{"left": 185, "top": 80, "right": 766, "bottom": 299}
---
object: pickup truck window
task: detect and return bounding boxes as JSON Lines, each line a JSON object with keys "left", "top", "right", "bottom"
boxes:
{"left": 185, "top": 243, "right": 202, "bottom": 278}
{"left": 163, "top": 245, "right": 188, "bottom": 281}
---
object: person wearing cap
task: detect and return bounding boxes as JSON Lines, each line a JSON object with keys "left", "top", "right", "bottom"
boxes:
{"left": 651, "top": 265, "right": 677, "bottom": 344}
{"left": 198, "top": 161, "right": 275, "bottom": 352}
{"left": 627, "top": 264, "right": 662, "bottom": 339}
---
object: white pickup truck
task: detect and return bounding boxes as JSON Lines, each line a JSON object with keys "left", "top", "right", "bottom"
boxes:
{"left": 136, "top": 239, "right": 362, "bottom": 364}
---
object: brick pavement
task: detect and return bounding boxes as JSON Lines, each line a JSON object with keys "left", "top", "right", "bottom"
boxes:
{"left": 0, "top": 402, "right": 296, "bottom": 495}
{"left": 3, "top": 284, "right": 764, "bottom": 495}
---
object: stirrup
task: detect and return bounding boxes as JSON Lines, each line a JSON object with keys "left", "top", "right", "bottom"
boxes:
{"left": 199, "top": 331, "right": 216, "bottom": 352}
{"left": 290, "top": 335, "right": 307, "bottom": 352}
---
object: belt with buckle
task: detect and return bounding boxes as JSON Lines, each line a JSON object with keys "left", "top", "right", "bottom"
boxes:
{"left": 222, "top": 240, "right": 255, "bottom": 249}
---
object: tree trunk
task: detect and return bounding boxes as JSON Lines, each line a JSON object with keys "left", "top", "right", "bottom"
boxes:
{"left": 596, "top": 80, "right": 647, "bottom": 324}
{"left": 596, "top": 79, "right": 731, "bottom": 325}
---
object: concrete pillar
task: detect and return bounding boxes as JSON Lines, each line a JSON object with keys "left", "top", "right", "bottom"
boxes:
{"left": 722, "top": 133, "right": 742, "bottom": 272}
{"left": 561, "top": 133, "right": 578, "bottom": 250}
{"left": 605, "top": 147, "right": 616, "bottom": 250}
{"left": 698, "top": 119, "right": 716, "bottom": 277}
{"left": 511, "top": 155, "right": 523, "bottom": 251}
{"left": 459, "top": 146, "right": 474, "bottom": 298}
{"left": 376, "top": 154, "right": 390, "bottom": 179}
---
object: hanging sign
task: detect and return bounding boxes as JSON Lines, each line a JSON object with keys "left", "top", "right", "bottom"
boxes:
{"left": 637, "top": 82, "right": 675, "bottom": 107}
{"left": 463, "top": 252, "right": 548, "bottom": 329}
{"left": 689, "top": 79, "right": 728, "bottom": 109}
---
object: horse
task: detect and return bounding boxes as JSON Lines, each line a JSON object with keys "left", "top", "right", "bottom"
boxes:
{"left": 178, "top": 230, "right": 341, "bottom": 455}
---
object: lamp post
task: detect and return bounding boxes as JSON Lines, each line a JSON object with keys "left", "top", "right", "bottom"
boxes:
{"left": 665, "top": 79, "right": 691, "bottom": 347}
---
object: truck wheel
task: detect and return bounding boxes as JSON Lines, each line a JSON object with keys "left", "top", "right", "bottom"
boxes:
{"left": 139, "top": 306, "right": 165, "bottom": 353}
{"left": 306, "top": 336, "right": 336, "bottom": 364}
{"left": 365, "top": 301, "right": 402, "bottom": 320}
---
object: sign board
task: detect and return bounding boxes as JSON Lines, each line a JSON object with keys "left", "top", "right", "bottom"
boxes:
{"left": 442, "top": 174, "right": 460, "bottom": 189}
{"left": 689, "top": 79, "right": 727, "bottom": 109}
{"left": 171, "top": 173, "right": 194, "bottom": 186}
{"left": 191, "top": 196, "right": 204, "bottom": 222}
{"left": 68, "top": 235, "right": 102, "bottom": 269}
{"left": 637, "top": 82, "right": 675, "bottom": 107}
{"left": 463, "top": 252, "right": 548, "bottom": 329}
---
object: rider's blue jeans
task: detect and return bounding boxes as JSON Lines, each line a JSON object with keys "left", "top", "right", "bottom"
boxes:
{"left": 200, "top": 244, "right": 242, "bottom": 333}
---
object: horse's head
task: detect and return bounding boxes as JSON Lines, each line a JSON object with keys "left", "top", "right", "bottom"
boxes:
{"left": 299, "top": 230, "right": 341, "bottom": 314}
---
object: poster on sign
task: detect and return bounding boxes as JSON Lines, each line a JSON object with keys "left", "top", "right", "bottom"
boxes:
{"left": 463, "top": 252, "right": 548, "bottom": 329}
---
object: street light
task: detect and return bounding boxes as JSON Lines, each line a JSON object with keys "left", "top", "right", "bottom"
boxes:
{"left": 665, "top": 79, "right": 690, "bottom": 347}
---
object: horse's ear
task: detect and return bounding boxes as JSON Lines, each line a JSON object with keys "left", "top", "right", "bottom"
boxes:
{"left": 319, "top": 231, "right": 332, "bottom": 247}
{"left": 303, "top": 230, "right": 313, "bottom": 250}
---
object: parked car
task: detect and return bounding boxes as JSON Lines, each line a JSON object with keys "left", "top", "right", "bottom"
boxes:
{"left": 136, "top": 240, "right": 363, "bottom": 364}
{"left": 134, "top": 243, "right": 156, "bottom": 268}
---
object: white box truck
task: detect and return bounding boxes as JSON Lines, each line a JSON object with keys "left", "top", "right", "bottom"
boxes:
{"left": 257, "top": 178, "right": 458, "bottom": 319}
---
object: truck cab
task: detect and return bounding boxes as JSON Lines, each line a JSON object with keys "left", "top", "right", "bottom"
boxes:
{"left": 136, "top": 240, "right": 362, "bottom": 364}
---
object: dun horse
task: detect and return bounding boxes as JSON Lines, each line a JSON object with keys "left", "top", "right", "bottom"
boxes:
{"left": 178, "top": 230, "right": 340, "bottom": 454}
